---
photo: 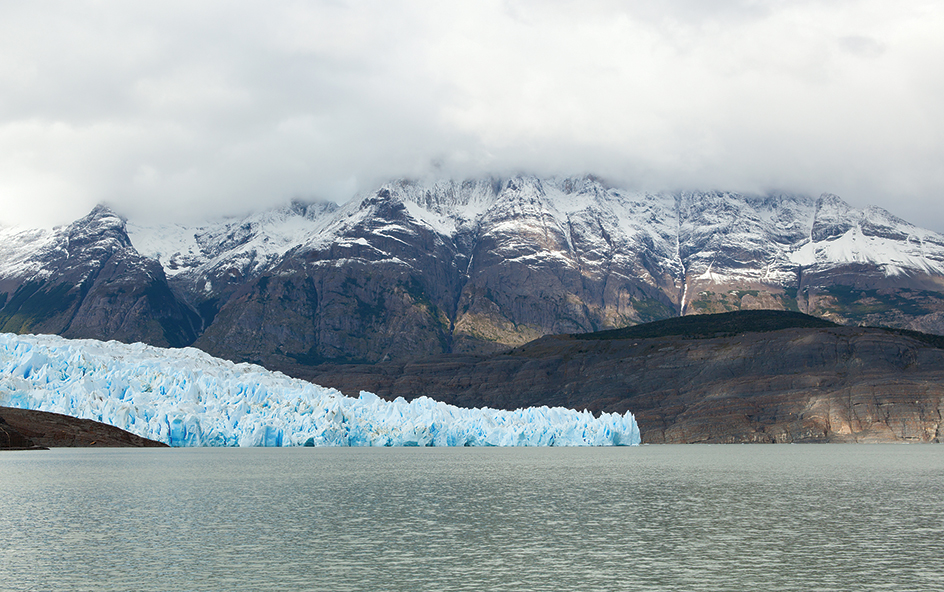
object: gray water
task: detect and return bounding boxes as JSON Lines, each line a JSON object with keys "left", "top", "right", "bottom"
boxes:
{"left": 1, "top": 446, "right": 942, "bottom": 592}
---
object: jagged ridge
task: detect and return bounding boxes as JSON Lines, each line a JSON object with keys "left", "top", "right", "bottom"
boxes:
{"left": 3, "top": 176, "right": 944, "bottom": 369}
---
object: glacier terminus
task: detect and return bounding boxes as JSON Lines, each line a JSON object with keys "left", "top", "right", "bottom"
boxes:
{"left": 0, "top": 332, "right": 640, "bottom": 447}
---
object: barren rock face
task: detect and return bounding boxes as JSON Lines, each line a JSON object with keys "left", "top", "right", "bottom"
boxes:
{"left": 0, "top": 206, "right": 200, "bottom": 347}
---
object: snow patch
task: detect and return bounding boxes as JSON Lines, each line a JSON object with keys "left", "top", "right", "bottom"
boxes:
{"left": 789, "top": 224, "right": 944, "bottom": 276}
{"left": 402, "top": 201, "right": 458, "bottom": 236}
{"left": 0, "top": 226, "right": 58, "bottom": 280}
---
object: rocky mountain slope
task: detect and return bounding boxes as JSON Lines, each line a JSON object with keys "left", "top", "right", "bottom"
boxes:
{"left": 3, "top": 176, "right": 944, "bottom": 368}
{"left": 0, "top": 206, "right": 200, "bottom": 347}
{"left": 293, "top": 311, "right": 944, "bottom": 444}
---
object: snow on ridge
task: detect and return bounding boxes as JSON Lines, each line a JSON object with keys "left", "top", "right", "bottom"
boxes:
{"left": 12, "top": 178, "right": 944, "bottom": 292}
{"left": 126, "top": 201, "right": 339, "bottom": 278}
{"left": 0, "top": 333, "right": 640, "bottom": 447}
{"left": 0, "top": 226, "right": 58, "bottom": 280}
{"left": 402, "top": 200, "right": 459, "bottom": 236}
{"left": 788, "top": 224, "right": 944, "bottom": 276}
{"left": 120, "top": 178, "right": 944, "bottom": 285}
{"left": 388, "top": 179, "right": 944, "bottom": 281}
{"left": 369, "top": 178, "right": 501, "bottom": 232}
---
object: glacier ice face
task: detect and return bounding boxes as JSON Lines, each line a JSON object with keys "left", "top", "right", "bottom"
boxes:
{"left": 0, "top": 333, "right": 639, "bottom": 447}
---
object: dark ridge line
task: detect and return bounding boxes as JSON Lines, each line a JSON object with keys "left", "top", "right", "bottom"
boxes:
{"left": 568, "top": 309, "right": 944, "bottom": 349}
{"left": 572, "top": 309, "right": 839, "bottom": 341}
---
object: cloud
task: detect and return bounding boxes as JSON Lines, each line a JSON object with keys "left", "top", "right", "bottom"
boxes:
{"left": 0, "top": 0, "right": 942, "bottom": 231}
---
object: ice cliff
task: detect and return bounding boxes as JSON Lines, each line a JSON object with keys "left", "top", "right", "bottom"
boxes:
{"left": 0, "top": 333, "right": 639, "bottom": 447}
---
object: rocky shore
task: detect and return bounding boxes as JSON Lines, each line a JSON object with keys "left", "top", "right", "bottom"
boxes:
{"left": 0, "top": 407, "right": 167, "bottom": 449}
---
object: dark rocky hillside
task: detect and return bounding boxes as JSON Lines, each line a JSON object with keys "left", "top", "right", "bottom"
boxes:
{"left": 0, "top": 414, "right": 43, "bottom": 449}
{"left": 575, "top": 309, "right": 840, "bottom": 340}
{"left": 291, "top": 311, "right": 944, "bottom": 443}
{"left": 0, "top": 206, "right": 200, "bottom": 347}
{"left": 0, "top": 407, "right": 168, "bottom": 448}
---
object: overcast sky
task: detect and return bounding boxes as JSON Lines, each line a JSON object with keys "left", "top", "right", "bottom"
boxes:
{"left": 1, "top": 0, "right": 942, "bottom": 231}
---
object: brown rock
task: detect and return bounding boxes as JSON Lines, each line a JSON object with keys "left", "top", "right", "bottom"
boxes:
{"left": 0, "top": 407, "right": 168, "bottom": 448}
{"left": 0, "top": 414, "right": 44, "bottom": 450}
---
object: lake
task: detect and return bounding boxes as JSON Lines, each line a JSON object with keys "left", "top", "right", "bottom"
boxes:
{"left": 1, "top": 445, "right": 942, "bottom": 591}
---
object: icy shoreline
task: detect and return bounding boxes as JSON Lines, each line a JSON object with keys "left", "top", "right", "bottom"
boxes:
{"left": 0, "top": 333, "right": 639, "bottom": 447}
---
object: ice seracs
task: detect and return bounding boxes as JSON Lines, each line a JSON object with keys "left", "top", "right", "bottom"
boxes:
{"left": 0, "top": 332, "right": 640, "bottom": 447}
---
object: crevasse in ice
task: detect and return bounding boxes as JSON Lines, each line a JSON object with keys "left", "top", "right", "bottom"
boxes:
{"left": 0, "top": 333, "right": 639, "bottom": 447}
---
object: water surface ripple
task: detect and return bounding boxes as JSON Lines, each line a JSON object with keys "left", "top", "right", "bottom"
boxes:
{"left": 1, "top": 445, "right": 942, "bottom": 591}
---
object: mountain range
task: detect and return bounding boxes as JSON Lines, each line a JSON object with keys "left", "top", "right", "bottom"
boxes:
{"left": 2, "top": 175, "right": 944, "bottom": 373}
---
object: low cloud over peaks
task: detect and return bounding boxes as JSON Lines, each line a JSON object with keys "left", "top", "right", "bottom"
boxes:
{"left": 1, "top": 1, "right": 942, "bottom": 231}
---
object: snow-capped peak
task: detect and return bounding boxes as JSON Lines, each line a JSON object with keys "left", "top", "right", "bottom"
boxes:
{"left": 127, "top": 199, "right": 339, "bottom": 279}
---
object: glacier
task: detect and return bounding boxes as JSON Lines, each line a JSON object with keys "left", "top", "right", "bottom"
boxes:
{"left": 0, "top": 333, "right": 639, "bottom": 447}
